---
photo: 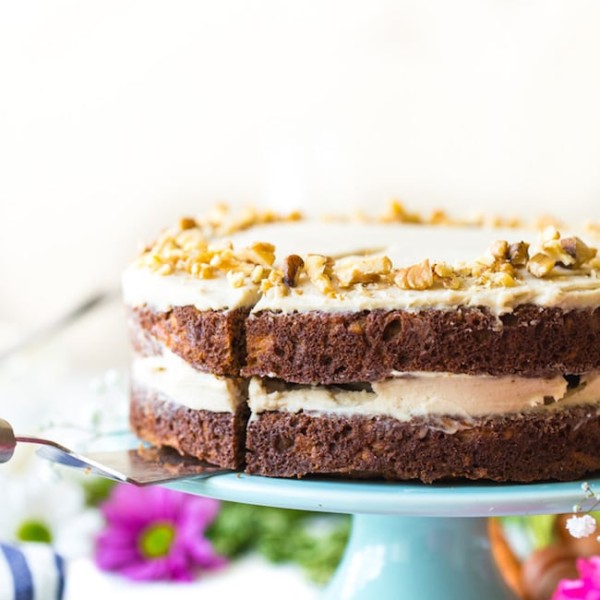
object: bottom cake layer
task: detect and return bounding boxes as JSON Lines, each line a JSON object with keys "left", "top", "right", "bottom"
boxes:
{"left": 130, "top": 386, "right": 249, "bottom": 469}
{"left": 245, "top": 407, "right": 600, "bottom": 483}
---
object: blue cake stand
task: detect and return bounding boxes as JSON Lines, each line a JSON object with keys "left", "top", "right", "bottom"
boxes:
{"left": 167, "top": 474, "right": 597, "bottom": 600}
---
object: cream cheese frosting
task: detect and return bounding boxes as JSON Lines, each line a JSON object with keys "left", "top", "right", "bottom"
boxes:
{"left": 131, "top": 347, "right": 246, "bottom": 412}
{"left": 123, "top": 220, "right": 600, "bottom": 314}
{"left": 249, "top": 371, "right": 600, "bottom": 421}
{"left": 130, "top": 343, "right": 600, "bottom": 421}
{"left": 123, "top": 265, "right": 261, "bottom": 312}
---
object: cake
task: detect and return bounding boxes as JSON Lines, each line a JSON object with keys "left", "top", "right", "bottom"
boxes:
{"left": 123, "top": 204, "right": 600, "bottom": 482}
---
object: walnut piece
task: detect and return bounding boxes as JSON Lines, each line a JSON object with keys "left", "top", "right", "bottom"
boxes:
{"left": 380, "top": 200, "right": 423, "bottom": 224}
{"left": 234, "top": 242, "right": 276, "bottom": 267}
{"left": 260, "top": 269, "right": 288, "bottom": 296}
{"left": 432, "top": 262, "right": 461, "bottom": 289}
{"left": 477, "top": 271, "right": 517, "bottom": 288}
{"left": 507, "top": 241, "right": 530, "bottom": 267}
{"left": 178, "top": 217, "right": 198, "bottom": 231}
{"left": 283, "top": 254, "right": 305, "bottom": 287}
{"left": 559, "top": 237, "right": 597, "bottom": 268}
{"left": 335, "top": 255, "right": 392, "bottom": 288}
{"left": 394, "top": 259, "right": 434, "bottom": 290}
{"left": 488, "top": 240, "right": 509, "bottom": 261}
{"left": 527, "top": 253, "right": 556, "bottom": 278}
{"left": 304, "top": 255, "right": 336, "bottom": 295}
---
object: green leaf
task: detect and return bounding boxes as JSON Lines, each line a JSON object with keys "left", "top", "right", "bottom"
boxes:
{"left": 206, "top": 502, "right": 350, "bottom": 584}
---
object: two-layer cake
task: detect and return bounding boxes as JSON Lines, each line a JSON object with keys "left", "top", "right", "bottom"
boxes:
{"left": 123, "top": 205, "right": 600, "bottom": 482}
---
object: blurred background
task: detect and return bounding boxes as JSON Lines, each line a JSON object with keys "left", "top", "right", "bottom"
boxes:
{"left": 1, "top": 0, "right": 600, "bottom": 368}
{"left": 1, "top": 2, "right": 600, "bottom": 599}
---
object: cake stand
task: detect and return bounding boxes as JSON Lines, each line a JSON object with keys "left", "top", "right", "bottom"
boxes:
{"left": 167, "top": 474, "right": 597, "bottom": 600}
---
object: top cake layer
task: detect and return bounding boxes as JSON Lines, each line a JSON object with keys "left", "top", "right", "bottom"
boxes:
{"left": 123, "top": 207, "right": 600, "bottom": 316}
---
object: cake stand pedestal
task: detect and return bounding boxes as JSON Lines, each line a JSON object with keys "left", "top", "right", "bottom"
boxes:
{"left": 168, "top": 474, "right": 598, "bottom": 600}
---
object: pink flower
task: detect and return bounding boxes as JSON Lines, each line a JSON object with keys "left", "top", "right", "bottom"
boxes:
{"left": 95, "top": 485, "right": 226, "bottom": 582}
{"left": 553, "top": 557, "right": 600, "bottom": 600}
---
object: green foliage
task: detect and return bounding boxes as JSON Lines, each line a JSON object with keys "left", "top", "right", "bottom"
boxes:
{"left": 206, "top": 502, "right": 350, "bottom": 585}
{"left": 82, "top": 476, "right": 115, "bottom": 507}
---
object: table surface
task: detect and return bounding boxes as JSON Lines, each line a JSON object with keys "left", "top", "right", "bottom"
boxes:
{"left": 65, "top": 555, "right": 319, "bottom": 600}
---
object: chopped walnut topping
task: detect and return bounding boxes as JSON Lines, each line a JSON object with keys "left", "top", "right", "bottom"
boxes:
{"left": 227, "top": 271, "right": 246, "bottom": 288}
{"left": 157, "top": 263, "right": 174, "bottom": 276}
{"left": 178, "top": 217, "right": 198, "bottom": 231}
{"left": 190, "top": 263, "right": 216, "bottom": 279}
{"left": 488, "top": 240, "right": 509, "bottom": 261}
{"left": 380, "top": 200, "right": 423, "bottom": 224}
{"left": 260, "top": 269, "right": 288, "bottom": 297}
{"left": 477, "top": 271, "right": 517, "bottom": 288}
{"left": 486, "top": 216, "right": 523, "bottom": 229}
{"left": 529, "top": 230, "right": 599, "bottom": 274}
{"left": 335, "top": 256, "right": 392, "bottom": 288}
{"left": 394, "top": 259, "right": 434, "bottom": 290}
{"left": 528, "top": 253, "right": 556, "bottom": 278}
{"left": 304, "top": 255, "right": 336, "bottom": 296}
{"left": 250, "top": 265, "right": 265, "bottom": 284}
{"left": 429, "top": 209, "right": 452, "bottom": 225}
{"left": 507, "top": 242, "right": 530, "bottom": 267}
{"left": 559, "top": 237, "right": 597, "bottom": 268}
{"left": 283, "top": 255, "right": 305, "bottom": 287}
{"left": 234, "top": 242, "right": 276, "bottom": 267}
{"left": 135, "top": 204, "right": 599, "bottom": 300}
{"left": 433, "top": 262, "right": 462, "bottom": 290}
{"left": 542, "top": 226, "right": 561, "bottom": 244}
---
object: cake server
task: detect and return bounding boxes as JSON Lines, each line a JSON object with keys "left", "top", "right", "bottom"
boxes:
{"left": 0, "top": 418, "right": 231, "bottom": 485}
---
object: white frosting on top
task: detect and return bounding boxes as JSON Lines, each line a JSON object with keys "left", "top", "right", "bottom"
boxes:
{"left": 132, "top": 348, "right": 245, "bottom": 412}
{"left": 123, "top": 220, "right": 600, "bottom": 314}
{"left": 122, "top": 265, "right": 261, "bottom": 312}
{"left": 249, "top": 371, "right": 600, "bottom": 421}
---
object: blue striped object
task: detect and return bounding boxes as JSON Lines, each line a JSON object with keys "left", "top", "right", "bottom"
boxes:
{"left": 0, "top": 543, "right": 65, "bottom": 600}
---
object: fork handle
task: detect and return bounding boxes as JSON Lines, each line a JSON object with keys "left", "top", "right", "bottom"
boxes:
{"left": 0, "top": 418, "right": 16, "bottom": 463}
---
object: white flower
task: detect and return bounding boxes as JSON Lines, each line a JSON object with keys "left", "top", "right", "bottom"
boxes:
{"left": 0, "top": 446, "right": 103, "bottom": 559}
{"left": 566, "top": 514, "right": 597, "bottom": 539}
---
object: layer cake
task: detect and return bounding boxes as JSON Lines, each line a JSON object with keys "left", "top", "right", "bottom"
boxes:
{"left": 123, "top": 205, "right": 600, "bottom": 482}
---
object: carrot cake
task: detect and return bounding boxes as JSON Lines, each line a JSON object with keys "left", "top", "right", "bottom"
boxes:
{"left": 123, "top": 205, "right": 600, "bottom": 481}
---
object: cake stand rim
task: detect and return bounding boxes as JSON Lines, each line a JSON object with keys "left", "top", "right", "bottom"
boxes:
{"left": 165, "top": 472, "right": 600, "bottom": 517}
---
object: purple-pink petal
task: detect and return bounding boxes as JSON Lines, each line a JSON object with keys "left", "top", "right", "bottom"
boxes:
{"left": 96, "top": 543, "right": 141, "bottom": 570}
{"left": 553, "top": 556, "right": 600, "bottom": 600}
{"left": 95, "top": 483, "right": 226, "bottom": 582}
{"left": 121, "top": 558, "right": 174, "bottom": 581}
{"left": 186, "top": 538, "right": 228, "bottom": 569}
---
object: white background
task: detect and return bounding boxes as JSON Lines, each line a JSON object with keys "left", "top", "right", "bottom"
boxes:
{"left": 1, "top": 0, "right": 600, "bottom": 366}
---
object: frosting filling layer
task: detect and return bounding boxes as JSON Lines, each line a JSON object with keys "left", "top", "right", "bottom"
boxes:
{"left": 249, "top": 371, "right": 600, "bottom": 421}
{"left": 131, "top": 348, "right": 246, "bottom": 413}
{"left": 132, "top": 344, "right": 600, "bottom": 420}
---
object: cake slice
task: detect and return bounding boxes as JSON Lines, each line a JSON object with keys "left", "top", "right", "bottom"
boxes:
{"left": 129, "top": 345, "right": 248, "bottom": 469}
